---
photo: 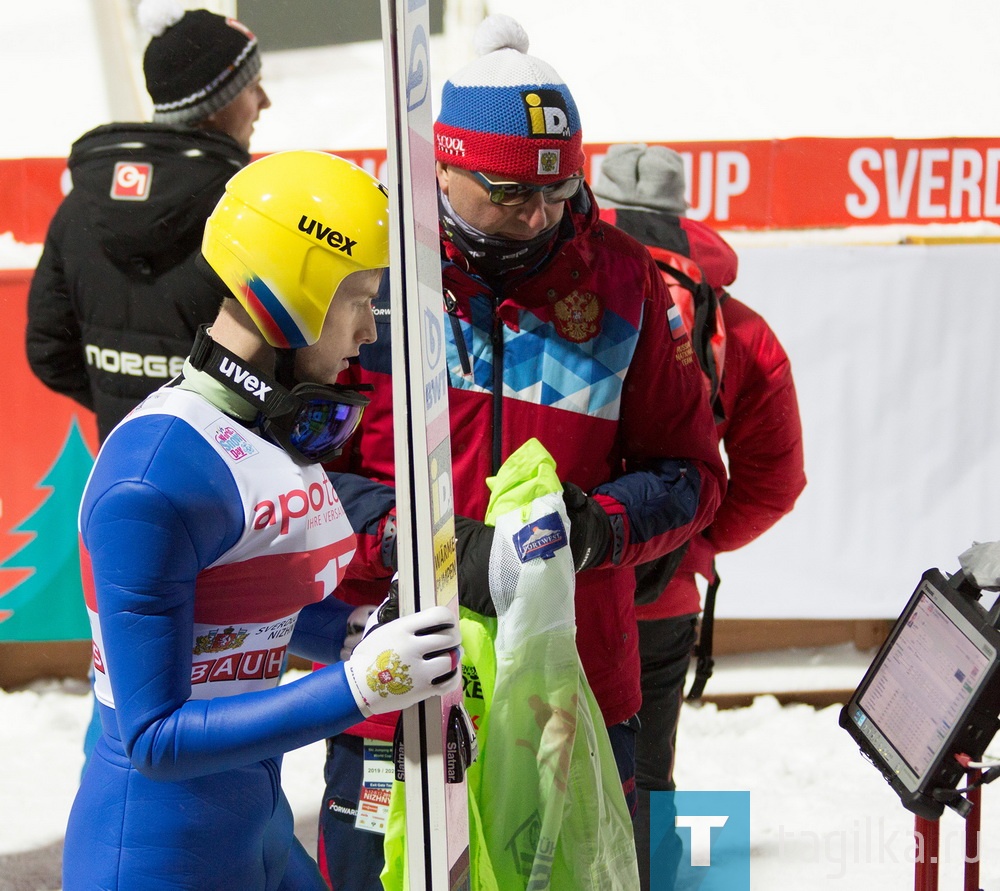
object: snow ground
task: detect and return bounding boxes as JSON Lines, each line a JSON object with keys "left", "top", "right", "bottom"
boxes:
{"left": 4, "top": 650, "right": 1000, "bottom": 891}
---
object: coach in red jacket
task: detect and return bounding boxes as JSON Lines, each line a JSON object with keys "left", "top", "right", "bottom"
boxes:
{"left": 316, "top": 19, "right": 727, "bottom": 891}
{"left": 594, "top": 142, "right": 807, "bottom": 891}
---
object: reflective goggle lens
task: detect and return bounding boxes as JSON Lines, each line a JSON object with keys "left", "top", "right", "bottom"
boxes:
{"left": 470, "top": 170, "right": 584, "bottom": 206}
{"left": 276, "top": 384, "right": 370, "bottom": 462}
{"left": 290, "top": 400, "right": 365, "bottom": 459}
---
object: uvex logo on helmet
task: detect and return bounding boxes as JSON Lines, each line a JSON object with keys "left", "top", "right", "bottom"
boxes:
{"left": 297, "top": 216, "right": 357, "bottom": 255}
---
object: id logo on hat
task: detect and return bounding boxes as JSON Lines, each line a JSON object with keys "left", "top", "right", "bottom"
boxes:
{"left": 522, "top": 89, "right": 571, "bottom": 139}
{"left": 110, "top": 162, "right": 153, "bottom": 201}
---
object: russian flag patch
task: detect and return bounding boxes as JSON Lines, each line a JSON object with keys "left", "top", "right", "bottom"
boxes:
{"left": 667, "top": 304, "right": 685, "bottom": 340}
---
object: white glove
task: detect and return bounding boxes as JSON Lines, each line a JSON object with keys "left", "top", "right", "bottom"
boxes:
{"left": 344, "top": 605, "right": 462, "bottom": 717}
{"left": 339, "top": 604, "right": 379, "bottom": 661}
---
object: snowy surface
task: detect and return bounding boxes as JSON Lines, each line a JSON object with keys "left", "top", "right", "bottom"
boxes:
{"left": 5, "top": 657, "right": 1000, "bottom": 891}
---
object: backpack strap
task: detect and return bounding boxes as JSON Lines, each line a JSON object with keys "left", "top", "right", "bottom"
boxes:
{"left": 655, "top": 259, "right": 727, "bottom": 424}
{"left": 686, "top": 562, "right": 720, "bottom": 702}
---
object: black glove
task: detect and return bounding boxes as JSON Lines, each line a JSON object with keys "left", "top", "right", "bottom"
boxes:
{"left": 562, "top": 482, "right": 612, "bottom": 572}
{"left": 380, "top": 510, "right": 398, "bottom": 571}
{"left": 454, "top": 515, "right": 496, "bottom": 617}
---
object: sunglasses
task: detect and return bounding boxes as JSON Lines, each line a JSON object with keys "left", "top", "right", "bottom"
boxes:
{"left": 467, "top": 169, "right": 584, "bottom": 207}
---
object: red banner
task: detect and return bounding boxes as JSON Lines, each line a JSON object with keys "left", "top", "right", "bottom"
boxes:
{"left": 4, "top": 137, "right": 1000, "bottom": 244}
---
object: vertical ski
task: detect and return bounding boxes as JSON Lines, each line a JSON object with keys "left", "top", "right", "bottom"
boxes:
{"left": 379, "top": 1, "right": 470, "bottom": 889}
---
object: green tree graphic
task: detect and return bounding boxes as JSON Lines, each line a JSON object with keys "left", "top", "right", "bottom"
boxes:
{"left": 0, "top": 418, "right": 94, "bottom": 641}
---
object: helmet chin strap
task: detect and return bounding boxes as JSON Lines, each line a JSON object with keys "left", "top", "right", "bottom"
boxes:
{"left": 273, "top": 346, "right": 298, "bottom": 390}
{"left": 189, "top": 325, "right": 299, "bottom": 419}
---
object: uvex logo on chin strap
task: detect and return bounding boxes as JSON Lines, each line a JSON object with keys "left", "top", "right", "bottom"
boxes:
{"left": 187, "top": 325, "right": 372, "bottom": 463}
{"left": 189, "top": 326, "right": 296, "bottom": 418}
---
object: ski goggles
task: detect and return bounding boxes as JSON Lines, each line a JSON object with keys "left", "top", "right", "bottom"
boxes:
{"left": 265, "top": 383, "right": 371, "bottom": 464}
{"left": 188, "top": 326, "right": 371, "bottom": 464}
{"left": 467, "top": 169, "right": 584, "bottom": 206}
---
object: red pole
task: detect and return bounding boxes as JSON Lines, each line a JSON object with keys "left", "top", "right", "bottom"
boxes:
{"left": 914, "top": 814, "right": 939, "bottom": 891}
{"left": 965, "top": 769, "right": 981, "bottom": 891}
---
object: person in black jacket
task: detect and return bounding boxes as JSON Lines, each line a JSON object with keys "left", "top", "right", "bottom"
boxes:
{"left": 25, "top": 0, "right": 271, "bottom": 768}
{"left": 26, "top": 0, "right": 270, "bottom": 443}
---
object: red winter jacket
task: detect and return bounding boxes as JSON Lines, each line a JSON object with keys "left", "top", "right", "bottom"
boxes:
{"left": 602, "top": 213, "right": 807, "bottom": 620}
{"left": 329, "top": 187, "right": 726, "bottom": 736}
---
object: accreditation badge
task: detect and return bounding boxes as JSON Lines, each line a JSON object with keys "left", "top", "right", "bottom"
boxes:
{"left": 354, "top": 739, "right": 395, "bottom": 834}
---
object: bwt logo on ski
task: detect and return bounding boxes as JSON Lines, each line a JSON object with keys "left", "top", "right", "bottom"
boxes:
{"left": 217, "top": 357, "right": 272, "bottom": 402}
{"left": 522, "top": 89, "right": 571, "bottom": 139}
{"left": 513, "top": 512, "right": 568, "bottom": 562}
{"left": 650, "top": 791, "right": 750, "bottom": 890}
{"left": 297, "top": 216, "right": 357, "bottom": 254}
{"left": 111, "top": 161, "right": 152, "bottom": 200}
{"left": 405, "top": 13, "right": 429, "bottom": 112}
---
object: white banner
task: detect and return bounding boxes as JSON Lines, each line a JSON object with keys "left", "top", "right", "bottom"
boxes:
{"left": 716, "top": 242, "right": 1000, "bottom": 618}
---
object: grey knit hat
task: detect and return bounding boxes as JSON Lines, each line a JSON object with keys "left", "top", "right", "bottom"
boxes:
{"left": 139, "top": 0, "right": 261, "bottom": 125}
{"left": 592, "top": 143, "right": 688, "bottom": 214}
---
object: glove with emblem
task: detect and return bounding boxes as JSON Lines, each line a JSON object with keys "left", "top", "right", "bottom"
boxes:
{"left": 343, "top": 605, "right": 462, "bottom": 717}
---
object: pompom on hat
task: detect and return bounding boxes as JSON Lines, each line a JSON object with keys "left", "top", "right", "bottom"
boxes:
{"left": 139, "top": 0, "right": 261, "bottom": 125}
{"left": 433, "top": 14, "right": 584, "bottom": 184}
{"left": 592, "top": 143, "right": 688, "bottom": 214}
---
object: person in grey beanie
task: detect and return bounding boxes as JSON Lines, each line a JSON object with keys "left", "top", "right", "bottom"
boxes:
{"left": 25, "top": 0, "right": 271, "bottom": 768}
{"left": 595, "top": 142, "right": 807, "bottom": 891}
{"left": 594, "top": 143, "right": 689, "bottom": 215}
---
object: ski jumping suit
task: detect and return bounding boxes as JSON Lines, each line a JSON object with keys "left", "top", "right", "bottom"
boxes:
{"left": 64, "top": 383, "right": 369, "bottom": 891}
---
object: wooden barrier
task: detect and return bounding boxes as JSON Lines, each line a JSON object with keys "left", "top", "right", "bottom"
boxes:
{"left": 0, "top": 618, "right": 893, "bottom": 693}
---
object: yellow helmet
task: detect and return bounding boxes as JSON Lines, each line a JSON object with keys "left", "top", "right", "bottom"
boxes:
{"left": 202, "top": 150, "right": 390, "bottom": 348}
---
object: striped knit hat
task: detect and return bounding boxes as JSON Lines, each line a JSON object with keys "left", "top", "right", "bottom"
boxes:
{"left": 139, "top": 0, "right": 261, "bottom": 125}
{"left": 434, "top": 14, "right": 584, "bottom": 184}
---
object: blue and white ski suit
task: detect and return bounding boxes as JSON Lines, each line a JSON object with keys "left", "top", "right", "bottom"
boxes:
{"left": 64, "top": 384, "right": 366, "bottom": 891}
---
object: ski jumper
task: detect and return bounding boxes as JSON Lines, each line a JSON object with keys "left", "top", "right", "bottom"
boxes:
{"left": 64, "top": 382, "right": 369, "bottom": 891}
